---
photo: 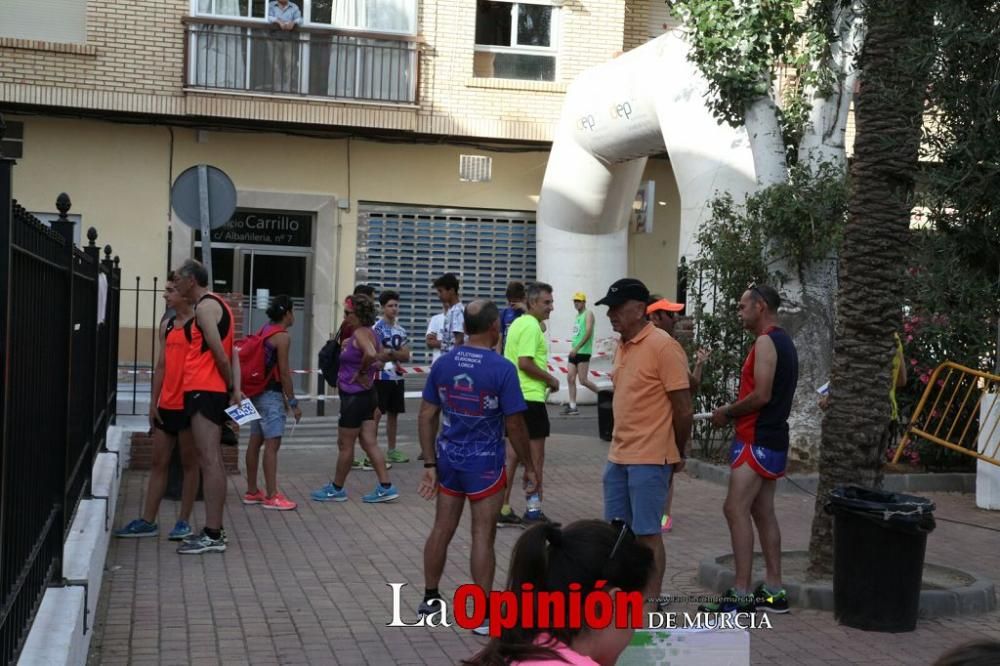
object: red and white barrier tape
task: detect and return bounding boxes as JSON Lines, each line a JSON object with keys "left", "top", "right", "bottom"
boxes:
{"left": 121, "top": 350, "right": 613, "bottom": 377}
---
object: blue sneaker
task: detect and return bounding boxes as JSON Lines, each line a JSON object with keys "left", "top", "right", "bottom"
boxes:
{"left": 114, "top": 518, "right": 158, "bottom": 538}
{"left": 168, "top": 520, "right": 193, "bottom": 541}
{"left": 311, "top": 482, "right": 348, "bottom": 502}
{"left": 362, "top": 484, "right": 399, "bottom": 503}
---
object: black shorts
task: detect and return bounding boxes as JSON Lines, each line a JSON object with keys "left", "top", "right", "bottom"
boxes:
{"left": 524, "top": 401, "right": 550, "bottom": 440}
{"left": 339, "top": 388, "right": 377, "bottom": 429}
{"left": 154, "top": 408, "right": 190, "bottom": 436}
{"left": 184, "top": 391, "right": 230, "bottom": 426}
{"left": 569, "top": 353, "right": 592, "bottom": 365}
{"left": 375, "top": 380, "right": 406, "bottom": 415}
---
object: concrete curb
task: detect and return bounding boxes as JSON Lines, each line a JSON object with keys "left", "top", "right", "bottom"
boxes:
{"left": 697, "top": 552, "right": 996, "bottom": 618}
{"left": 683, "top": 459, "right": 976, "bottom": 496}
{"left": 20, "top": 425, "right": 134, "bottom": 666}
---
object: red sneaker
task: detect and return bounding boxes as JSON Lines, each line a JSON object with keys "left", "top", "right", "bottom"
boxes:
{"left": 242, "top": 489, "right": 265, "bottom": 505}
{"left": 262, "top": 492, "right": 297, "bottom": 511}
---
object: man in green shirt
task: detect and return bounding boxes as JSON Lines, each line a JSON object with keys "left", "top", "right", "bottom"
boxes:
{"left": 563, "top": 291, "right": 600, "bottom": 415}
{"left": 498, "top": 281, "right": 560, "bottom": 527}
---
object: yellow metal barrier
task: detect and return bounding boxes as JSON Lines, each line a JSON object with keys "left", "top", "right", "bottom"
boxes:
{"left": 892, "top": 362, "right": 1000, "bottom": 467}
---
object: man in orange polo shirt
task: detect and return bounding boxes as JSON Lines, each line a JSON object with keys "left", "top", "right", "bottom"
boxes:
{"left": 595, "top": 278, "right": 693, "bottom": 605}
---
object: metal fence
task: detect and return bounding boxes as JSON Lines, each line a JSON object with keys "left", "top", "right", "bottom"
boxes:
{"left": 0, "top": 135, "right": 121, "bottom": 664}
{"left": 186, "top": 18, "right": 419, "bottom": 103}
{"left": 118, "top": 278, "right": 161, "bottom": 417}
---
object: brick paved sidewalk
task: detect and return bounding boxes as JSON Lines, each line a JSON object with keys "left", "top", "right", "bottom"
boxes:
{"left": 90, "top": 427, "right": 1000, "bottom": 665}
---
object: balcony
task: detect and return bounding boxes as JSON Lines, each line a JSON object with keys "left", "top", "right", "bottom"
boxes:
{"left": 184, "top": 17, "right": 418, "bottom": 104}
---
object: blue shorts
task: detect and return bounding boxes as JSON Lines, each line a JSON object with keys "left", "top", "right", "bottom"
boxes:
{"left": 438, "top": 458, "right": 507, "bottom": 501}
{"left": 603, "top": 462, "right": 673, "bottom": 536}
{"left": 729, "top": 440, "right": 788, "bottom": 479}
{"left": 250, "top": 390, "right": 287, "bottom": 439}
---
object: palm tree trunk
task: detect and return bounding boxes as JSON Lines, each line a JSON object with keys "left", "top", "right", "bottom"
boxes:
{"left": 807, "top": 0, "right": 933, "bottom": 578}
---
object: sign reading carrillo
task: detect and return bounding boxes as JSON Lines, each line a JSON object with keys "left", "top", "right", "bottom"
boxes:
{"left": 195, "top": 209, "right": 312, "bottom": 247}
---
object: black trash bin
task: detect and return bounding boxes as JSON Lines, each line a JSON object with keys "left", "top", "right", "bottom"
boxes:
{"left": 597, "top": 390, "right": 614, "bottom": 442}
{"left": 826, "top": 485, "right": 936, "bottom": 632}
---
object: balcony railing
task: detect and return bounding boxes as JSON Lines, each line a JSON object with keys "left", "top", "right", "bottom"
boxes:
{"left": 184, "top": 17, "right": 418, "bottom": 104}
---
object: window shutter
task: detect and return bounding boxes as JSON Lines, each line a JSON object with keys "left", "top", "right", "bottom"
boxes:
{"left": 0, "top": 0, "right": 87, "bottom": 44}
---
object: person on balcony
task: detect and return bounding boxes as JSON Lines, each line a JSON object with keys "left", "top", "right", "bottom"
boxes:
{"left": 267, "top": 0, "right": 303, "bottom": 93}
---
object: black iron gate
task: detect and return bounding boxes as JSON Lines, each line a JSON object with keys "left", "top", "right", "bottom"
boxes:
{"left": 0, "top": 119, "right": 121, "bottom": 664}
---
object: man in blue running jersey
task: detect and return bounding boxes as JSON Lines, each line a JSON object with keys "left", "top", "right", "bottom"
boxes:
{"left": 416, "top": 300, "right": 537, "bottom": 634}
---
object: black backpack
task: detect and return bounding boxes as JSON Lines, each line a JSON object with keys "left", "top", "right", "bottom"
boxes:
{"left": 317, "top": 324, "right": 344, "bottom": 383}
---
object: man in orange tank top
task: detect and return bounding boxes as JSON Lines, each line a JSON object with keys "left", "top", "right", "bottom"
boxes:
{"left": 173, "top": 259, "right": 240, "bottom": 554}
{"left": 114, "top": 274, "right": 200, "bottom": 540}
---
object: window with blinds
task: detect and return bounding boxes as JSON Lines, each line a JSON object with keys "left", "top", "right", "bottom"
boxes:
{"left": 356, "top": 204, "right": 537, "bottom": 365}
{"left": 0, "top": 0, "right": 86, "bottom": 44}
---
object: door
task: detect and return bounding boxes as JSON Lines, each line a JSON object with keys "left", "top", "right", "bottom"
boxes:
{"left": 240, "top": 250, "right": 310, "bottom": 394}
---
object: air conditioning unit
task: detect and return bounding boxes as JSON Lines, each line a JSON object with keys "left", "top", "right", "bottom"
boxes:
{"left": 630, "top": 180, "right": 655, "bottom": 234}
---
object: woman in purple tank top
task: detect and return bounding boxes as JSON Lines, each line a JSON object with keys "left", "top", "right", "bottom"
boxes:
{"left": 310, "top": 294, "right": 399, "bottom": 504}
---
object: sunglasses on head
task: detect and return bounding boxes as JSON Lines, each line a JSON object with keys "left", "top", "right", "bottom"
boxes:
{"left": 746, "top": 280, "right": 762, "bottom": 296}
{"left": 608, "top": 518, "right": 635, "bottom": 562}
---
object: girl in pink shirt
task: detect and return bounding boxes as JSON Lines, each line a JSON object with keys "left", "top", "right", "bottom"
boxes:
{"left": 464, "top": 520, "right": 653, "bottom": 666}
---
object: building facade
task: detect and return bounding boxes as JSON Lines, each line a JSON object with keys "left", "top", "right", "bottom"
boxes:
{"left": 0, "top": 0, "right": 683, "bottom": 389}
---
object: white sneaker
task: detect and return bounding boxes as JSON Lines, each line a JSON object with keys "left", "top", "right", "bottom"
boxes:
{"left": 472, "top": 622, "right": 490, "bottom": 636}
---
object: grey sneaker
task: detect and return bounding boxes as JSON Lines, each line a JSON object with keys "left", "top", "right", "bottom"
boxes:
{"left": 176, "top": 530, "right": 226, "bottom": 555}
{"left": 418, "top": 596, "right": 445, "bottom": 616}
{"left": 560, "top": 404, "right": 572, "bottom": 415}
{"left": 566, "top": 407, "right": 580, "bottom": 416}
{"left": 497, "top": 510, "right": 525, "bottom": 528}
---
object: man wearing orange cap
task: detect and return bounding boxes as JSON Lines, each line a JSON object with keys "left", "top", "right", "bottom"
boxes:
{"left": 646, "top": 297, "right": 710, "bottom": 533}
{"left": 562, "top": 292, "right": 600, "bottom": 415}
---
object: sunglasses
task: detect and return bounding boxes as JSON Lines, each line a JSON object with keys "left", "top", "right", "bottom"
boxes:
{"left": 608, "top": 518, "right": 635, "bottom": 561}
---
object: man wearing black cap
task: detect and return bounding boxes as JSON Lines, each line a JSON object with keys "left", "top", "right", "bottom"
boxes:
{"left": 595, "top": 278, "right": 693, "bottom": 605}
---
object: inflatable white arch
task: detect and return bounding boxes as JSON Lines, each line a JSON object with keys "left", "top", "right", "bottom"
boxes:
{"left": 537, "top": 31, "right": 759, "bottom": 366}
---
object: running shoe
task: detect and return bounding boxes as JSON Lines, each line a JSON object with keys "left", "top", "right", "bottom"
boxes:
{"left": 496, "top": 510, "right": 524, "bottom": 528}
{"left": 560, "top": 404, "right": 573, "bottom": 415}
{"left": 522, "top": 511, "right": 559, "bottom": 527}
{"left": 565, "top": 407, "right": 580, "bottom": 416}
{"left": 168, "top": 520, "right": 192, "bottom": 541}
{"left": 386, "top": 449, "right": 410, "bottom": 464}
{"left": 176, "top": 530, "right": 227, "bottom": 554}
{"left": 753, "top": 583, "right": 790, "bottom": 613}
{"left": 661, "top": 515, "right": 673, "bottom": 532}
{"left": 360, "top": 458, "right": 392, "bottom": 471}
{"left": 311, "top": 482, "right": 348, "bottom": 502}
{"left": 362, "top": 484, "right": 399, "bottom": 503}
{"left": 242, "top": 489, "right": 266, "bottom": 505}
{"left": 352, "top": 458, "right": 365, "bottom": 470}
{"left": 114, "top": 519, "right": 158, "bottom": 538}
{"left": 418, "top": 596, "right": 444, "bottom": 616}
{"left": 472, "top": 622, "right": 491, "bottom": 636}
{"left": 262, "top": 492, "right": 298, "bottom": 511}
{"left": 698, "top": 587, "right": 755, "bottom": 614}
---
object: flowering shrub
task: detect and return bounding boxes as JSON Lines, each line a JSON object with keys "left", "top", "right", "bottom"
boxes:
{"left": 891, "top": 231, "right": 998, "bottom": 471}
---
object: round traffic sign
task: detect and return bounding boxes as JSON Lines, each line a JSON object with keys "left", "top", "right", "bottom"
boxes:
{"left": 170, "top": 165, "right": 237, "bottom": 230}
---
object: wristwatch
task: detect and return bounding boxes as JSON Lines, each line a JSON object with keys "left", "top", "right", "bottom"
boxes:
{"left": 424, "top": 462, "right": 437, "bottom": 468}
{"left": 288, "top": 397, "right": 299, "bottom": 408}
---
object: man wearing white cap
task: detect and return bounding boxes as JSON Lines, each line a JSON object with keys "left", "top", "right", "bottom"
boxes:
{"left": 562, "top": 291, "right": 600, "bottom": 415}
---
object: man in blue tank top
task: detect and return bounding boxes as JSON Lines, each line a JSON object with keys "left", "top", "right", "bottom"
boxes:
{"left": 416, "top": 300, "right": 537, "bottom": 636}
